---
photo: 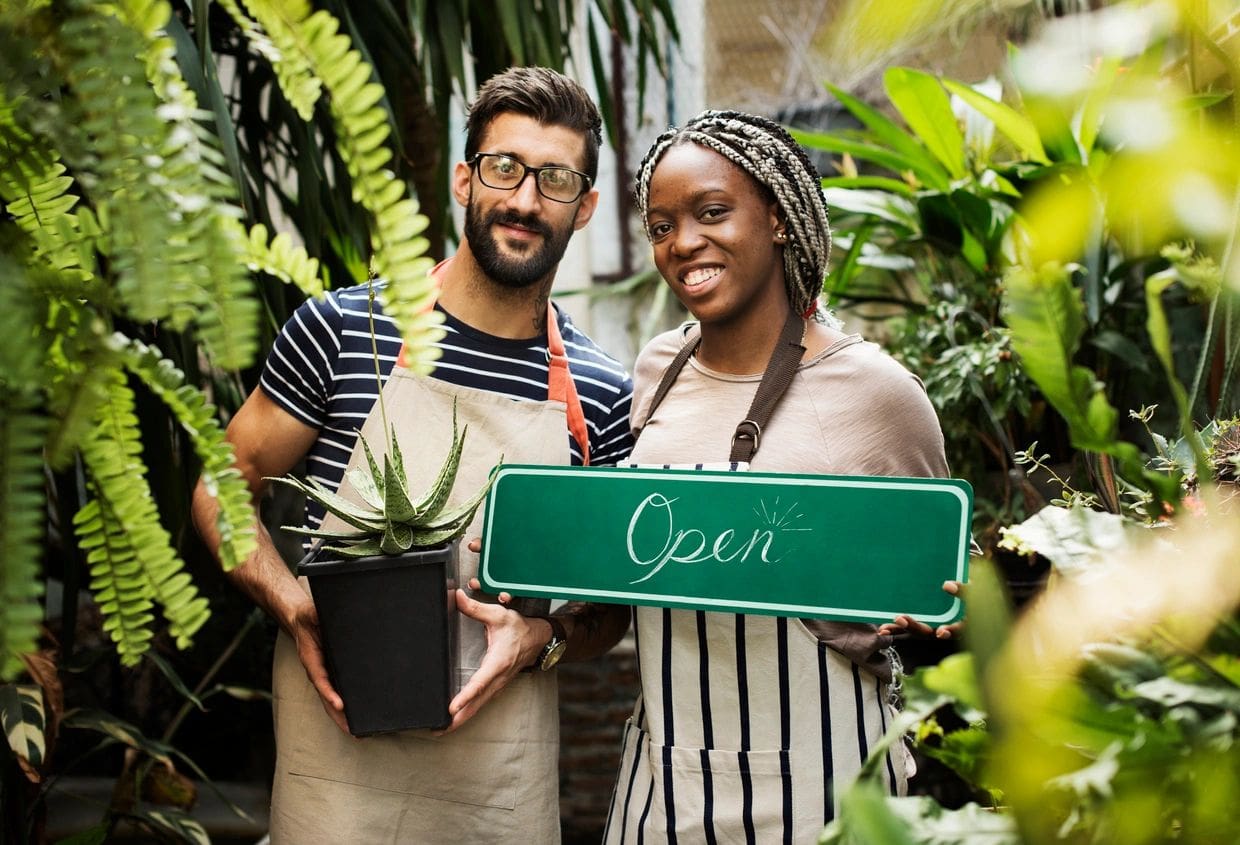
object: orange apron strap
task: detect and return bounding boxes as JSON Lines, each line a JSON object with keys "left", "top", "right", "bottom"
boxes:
{"left": 545, "top": 306, "right": 591, "bottom": 466}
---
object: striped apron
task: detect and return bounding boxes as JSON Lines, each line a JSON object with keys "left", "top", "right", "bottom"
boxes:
{"left": 603, "top": 488, "right": 910, "bottom": 839}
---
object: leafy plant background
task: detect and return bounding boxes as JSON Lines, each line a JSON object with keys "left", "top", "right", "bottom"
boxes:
{"left": 803, "top": 0, "right": 1240, "bottom": 842}
{"left": 0, "top": 0, "right": 676, "bottom": 841}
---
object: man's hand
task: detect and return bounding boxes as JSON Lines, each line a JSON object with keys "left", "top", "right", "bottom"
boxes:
{"left": 288, "top": 593, "right": 351, "bottom": 735}
{"left": 878, "top": 580, "right": 966, "bottom": 640}
{"left": 441, "top": 584, "right": 548, "bottom": 734}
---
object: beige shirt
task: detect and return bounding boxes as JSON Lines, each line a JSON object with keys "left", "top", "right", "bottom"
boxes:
{"left": 630, "top": 325, "right": 950, "bottom": 676}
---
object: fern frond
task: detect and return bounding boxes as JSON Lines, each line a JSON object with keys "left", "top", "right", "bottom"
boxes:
{"left": 0, "top": 97, "right": 100, "bottom": 286}
{"left": 78, "top": 368, "right": 209, "bottom": 655}
{"left": 59, "top": 6, "right": 183, "bottom": 324}
{"left": 216, "top": 0, "right": 321, "bottom": 120}
{"left": 72, "top": 495, "right": 156, "bottom": 665}
{"left": 107, "top": 0, "right": 260, "bottom": 370}
{"left": 0, "top": 395, "right": 47, "bottom": 680}
{"left": 235, "top": 1, "right": 442, "bottom": 373}
{"left": 55, "top": 2, "right": 259, "bottom": 370}
{"left": 117, "top": 336, "right": 258, "bottom": 572}
{"left": 239, "top": 221, "right": 326, "bottom": 299}
{"left": 41, "top": 313, "right": 115, "bottom": 471}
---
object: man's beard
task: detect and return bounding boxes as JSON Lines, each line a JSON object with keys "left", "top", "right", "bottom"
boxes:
{"left": 465, "top": 200, "right": 574, "bottom": 289}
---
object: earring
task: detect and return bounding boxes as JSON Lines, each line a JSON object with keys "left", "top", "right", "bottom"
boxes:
{"left": 775, "top": 230, "right": 787, "bottom": 243}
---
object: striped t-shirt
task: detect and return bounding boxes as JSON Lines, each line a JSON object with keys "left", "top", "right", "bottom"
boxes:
{"left": 260, "top": 282, "right": 635, "bottom": 529}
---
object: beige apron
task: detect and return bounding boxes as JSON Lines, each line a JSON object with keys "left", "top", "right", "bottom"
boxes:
{"left": 269, "top": 300, "right": 586, "bottom": 843}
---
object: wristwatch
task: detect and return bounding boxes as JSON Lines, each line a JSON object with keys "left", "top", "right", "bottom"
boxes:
{"left": 531, "top": 616, "right": 568, "bottom": 672}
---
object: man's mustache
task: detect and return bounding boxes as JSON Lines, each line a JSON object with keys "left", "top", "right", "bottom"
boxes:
{"left": 491, "top": 211, "right": 552, "bottom": 239}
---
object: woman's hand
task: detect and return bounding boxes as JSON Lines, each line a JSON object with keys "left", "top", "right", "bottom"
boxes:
{"left": 878, "top": 580, "right": 966, "bottom": 640}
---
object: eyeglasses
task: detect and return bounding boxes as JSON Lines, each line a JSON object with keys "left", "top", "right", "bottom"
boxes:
{"left": 468, "top": 153, "right": 592, "bottom": 204}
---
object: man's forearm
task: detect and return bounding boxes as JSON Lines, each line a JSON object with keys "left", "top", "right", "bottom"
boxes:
{"left": 191, "top": 478, "right": 307, "bottom": 635}
{"left": 556, "top": 601, "right": 631, "bottom": 662}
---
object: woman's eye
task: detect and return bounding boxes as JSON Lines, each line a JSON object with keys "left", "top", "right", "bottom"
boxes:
{"left": 701, "top": 206, "right": 727, "bottom": 220}
{"left": 648, "top": 223, "right": 671, "bottom": 239}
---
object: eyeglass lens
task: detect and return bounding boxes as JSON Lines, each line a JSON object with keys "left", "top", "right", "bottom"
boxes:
{"left": 475, "top": 154, "right": 586, "bottom": 203}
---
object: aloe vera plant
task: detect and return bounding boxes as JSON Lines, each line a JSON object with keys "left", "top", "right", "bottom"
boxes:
{"left": 268, "top": 403, "right": 499, "bottom": 559}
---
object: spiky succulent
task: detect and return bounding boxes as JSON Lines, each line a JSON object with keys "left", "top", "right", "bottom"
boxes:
{"left": 268, "top": 403, "right": 500, "bottom": 559}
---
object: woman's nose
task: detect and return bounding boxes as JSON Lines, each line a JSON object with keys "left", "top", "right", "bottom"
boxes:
{"left": 670, "top": 224, "right": 705, "bottom": 257}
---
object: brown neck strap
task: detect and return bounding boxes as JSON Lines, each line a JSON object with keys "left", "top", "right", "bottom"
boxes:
{"left": 641, "top": 309, "right": 806, "bottom": 463}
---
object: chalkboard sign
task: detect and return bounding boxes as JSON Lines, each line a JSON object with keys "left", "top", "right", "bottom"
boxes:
{"left": 478, "top": 465, "right": 970, "bottom": 624}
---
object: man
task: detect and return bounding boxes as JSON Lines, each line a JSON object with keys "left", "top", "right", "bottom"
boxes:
{"left": 192, "top": 67, "right": 633, "bottom": 843}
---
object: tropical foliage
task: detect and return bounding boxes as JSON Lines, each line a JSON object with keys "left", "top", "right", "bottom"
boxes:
{"left": 0, "top": 0, "right": 446, "bottom": 838}
{"left": 3, "top": 0, "right": 680, "bottom": 837}
{"left": 811, "top": 0, "right": 1240, "bottom": 841}
{"left": 796, "top": 1, "right": 1237, "bottom": 541}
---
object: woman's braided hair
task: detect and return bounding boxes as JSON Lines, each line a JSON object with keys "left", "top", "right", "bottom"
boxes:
{"left": 635, "top": 109, "right": 832, "bottom": 319}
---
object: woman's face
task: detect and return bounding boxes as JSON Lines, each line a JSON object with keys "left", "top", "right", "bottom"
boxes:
{"left": 644, "top": 143, "right": 786, "bottom": 329}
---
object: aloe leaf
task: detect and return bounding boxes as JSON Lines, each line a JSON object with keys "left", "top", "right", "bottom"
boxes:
{"left": 264, "top": 475, "right": 384, "bottom": 531}
{"left": 359, "top": 435, "right": 385, "bottom": 499}
{"left": 379, "top": 522, "right": 414, "bottom": 554}
{"left": 387, "top": 423, "right": 406, "bottom": 486}
{"left": 322, "top": 539, "right": 386, "bottom": 559}
{"left": 403, "top": 524, "right": 471, "bottom": 548}
{"left": 382, "top": 451, "right": 417, "bottom": 523}
{"left": 419, "top": 460, "right": 501, "bottom": 532}
{"left": 409, "top": 400, "right": 464, "bottom": 520}
{"left": 280, "top": 525, "right": 374, "bottom": 541}
{"left": 345, "top": 465, "right": 383, "bottom": 511}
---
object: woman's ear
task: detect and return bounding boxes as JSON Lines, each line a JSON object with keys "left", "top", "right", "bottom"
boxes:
{"left": 771, "top": 207, "right": 787, "bottom": 245}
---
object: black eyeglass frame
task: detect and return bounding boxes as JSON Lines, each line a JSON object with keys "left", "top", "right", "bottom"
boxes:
{"left": 468, "top": 153, "right": 593, "bottom": 204}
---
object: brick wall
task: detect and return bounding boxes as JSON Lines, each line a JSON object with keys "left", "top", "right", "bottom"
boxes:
{"left": 558, "top": 638, "right": 639, "bottom": 843}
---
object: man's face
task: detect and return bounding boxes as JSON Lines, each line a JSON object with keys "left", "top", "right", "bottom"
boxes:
{"left": 454, "top": 113, "right": 598, "bottom": 289}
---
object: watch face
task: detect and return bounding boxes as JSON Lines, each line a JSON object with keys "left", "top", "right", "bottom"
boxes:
{"left": 540, "top": 639, "right": 568, "bottom": 671}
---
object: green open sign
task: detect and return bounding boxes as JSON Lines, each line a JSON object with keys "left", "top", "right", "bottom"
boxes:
{"left": 478, "top": 465, "right": 971, "bottom": 624}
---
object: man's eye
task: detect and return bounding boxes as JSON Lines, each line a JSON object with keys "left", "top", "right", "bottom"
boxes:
{"left": 493, "top": 158, "right": 519, "bottom": 175}
{"left": 543, "top": 169, "right": 571, "bottom": 187}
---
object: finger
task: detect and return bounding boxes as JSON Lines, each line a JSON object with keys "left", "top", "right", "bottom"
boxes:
{"left": 943, "top": 580, "right": 966, "bottom": 597}
{"left": 441, "top": 668, "right": 501, "bottom": 733}
{"left": 468, "top": 577, "right": 482, "bottom": 591}
{"left": 467, "top": 537, "right": 482, "bottom": 553}
{"left": 455, "top": 588, "right": 507, "bottom": 622}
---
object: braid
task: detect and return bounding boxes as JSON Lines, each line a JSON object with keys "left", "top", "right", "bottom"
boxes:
{"left": 634, "top": 110, "right": 833, "bottom": 320}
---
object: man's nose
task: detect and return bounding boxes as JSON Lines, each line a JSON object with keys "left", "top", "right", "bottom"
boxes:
{"left": 504, "top": 170, "right": 544, "bottom": 215}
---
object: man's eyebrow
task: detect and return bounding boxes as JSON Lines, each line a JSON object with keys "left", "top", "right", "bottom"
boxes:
{"left": 489, "top": 149, "right": 578, "bottom": 169}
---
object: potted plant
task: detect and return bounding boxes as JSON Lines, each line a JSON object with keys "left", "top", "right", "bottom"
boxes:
{"left": 268, "top": 404, "right": 499, "bottom": 735}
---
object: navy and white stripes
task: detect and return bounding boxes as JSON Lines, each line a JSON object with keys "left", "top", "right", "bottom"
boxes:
{"left": 260, "top": 283, "right": 634, "bottom": 530}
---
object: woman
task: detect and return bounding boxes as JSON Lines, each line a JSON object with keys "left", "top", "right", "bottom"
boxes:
{"left": 603, "top": 110, "right": 950, "bottom": 843}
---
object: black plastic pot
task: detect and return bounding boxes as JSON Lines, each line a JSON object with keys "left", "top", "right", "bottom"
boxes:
{"left": 298, "top": 541, "right": 460, "bottom": 736}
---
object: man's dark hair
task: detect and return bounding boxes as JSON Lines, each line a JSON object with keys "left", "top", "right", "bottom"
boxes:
{"left": 465, "top": 67, "right": 603, "bottom": 182}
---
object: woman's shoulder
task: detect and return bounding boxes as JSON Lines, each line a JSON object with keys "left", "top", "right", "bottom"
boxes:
{"left": 633, "top": 323, "right": 697, "bottom": 384}
{"left": 813, "top": 335, "right": 923, "bottom": 389}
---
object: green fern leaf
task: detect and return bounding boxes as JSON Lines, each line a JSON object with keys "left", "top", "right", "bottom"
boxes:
{"left": 235, "top": 1, "right": 442, "bottom": 373}
{"left": 73, "top": 496, "right": 156, "bottom": 664}
{"left": 240, "top": 221, "right": 326, "bottom": 298}
{"left": 0, "top": 396, "right": 47, "bottom": 680}
{"left": 54, "top": 3, "right": 260, "bottom": 371}
{"left": 0, "top": 99, "right": 98, "bottom": 285}
{"left": 78, "top": 369, "right": 209, "bottom": 655}
{"left": 116, "top": 336, "right": 258, "bottom": 573}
